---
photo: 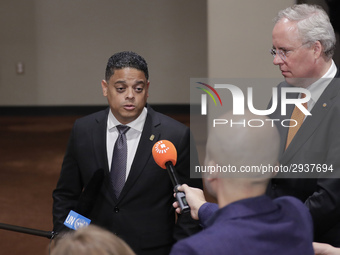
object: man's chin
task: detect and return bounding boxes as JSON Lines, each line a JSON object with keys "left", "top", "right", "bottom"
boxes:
{"left": 120, "top": 110, "right": 143, "bottom": 124}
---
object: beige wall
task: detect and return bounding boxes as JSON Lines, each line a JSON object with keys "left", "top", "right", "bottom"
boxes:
{"left": 208, "top": 0, "right": 295, "bottom": 78}
{"left": 0, "top": 1, "right": 298, "bottom": 106}
{"left": 0, "top": 0, "right": 207, "bottom": 106}
{"left": 205, "top": 0, "right": 295, "bottom": 120}
{"left": 0, "top": 1, "right": 38, "bottom": 105}
{"left": 204, "top": 0, "right": 295, "bottom": 129}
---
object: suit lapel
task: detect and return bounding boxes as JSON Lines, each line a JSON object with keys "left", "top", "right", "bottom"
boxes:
{"left": 92, "top": 108, "right": 110, "bottom": 172}
{"left": 281, "top": 78, "right": 340, "bottom": 164}
{"left": 117, "top": 106, "right": 161, "bottom": 202}
{"left": 92, "top": 108, "right": 118, "bottom": 204}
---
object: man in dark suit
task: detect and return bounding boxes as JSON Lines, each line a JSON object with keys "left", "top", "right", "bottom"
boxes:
{"left": 52, "top": 51, "right": 202, "bottom": 255}
{"left": 170, "top": 111, "right": 314, "bottom": 255}
{"left": 267, "top": 4, "right": 340, "bottom": 246}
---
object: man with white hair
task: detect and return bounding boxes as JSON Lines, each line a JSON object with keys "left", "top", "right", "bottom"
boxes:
{"left": 170, "top": 111, "right": 314, "bottom": 255}
{"left": 267, "top": 4, "right": 340, "bottom": 246}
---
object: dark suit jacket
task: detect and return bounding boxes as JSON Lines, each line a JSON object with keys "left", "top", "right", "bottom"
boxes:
{"left": 170, "top": 196, "right": 314, "bottom": 255}
{"left": 266, "top": 77, "right": 340, "bottom": 246}
{"left": 53, "top": 105, "right": 202, "bottom": 255}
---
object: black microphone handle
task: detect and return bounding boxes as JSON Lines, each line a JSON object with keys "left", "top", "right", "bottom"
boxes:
{"left": 165, "top": 161, "right": 181, "bottom": 188}
{"left": 165, "top": 161, "right": 190, "bottom": 213}
{"left": 0, "top": 223, "right": 55, "bottom": 239}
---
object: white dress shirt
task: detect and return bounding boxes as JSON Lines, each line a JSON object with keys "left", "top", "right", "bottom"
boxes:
{"left": 304, "top": 60, "right": 337, "bottom": 111}
{"left": 106, "top": 107, "right": 148, "bottom": 180}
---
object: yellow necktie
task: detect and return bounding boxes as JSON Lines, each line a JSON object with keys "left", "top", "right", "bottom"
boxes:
{"left": 285, "top": 93, "right": 307, "bottom": 150}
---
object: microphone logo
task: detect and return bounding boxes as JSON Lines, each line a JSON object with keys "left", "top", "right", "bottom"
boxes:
{"left": 64, "top": 210, "right": 91, "bottom": 230}
{"left": 154, "top": 141, "right": 170, "bottom": 154}
{"left": 152, "top": 140, "right": 177, "bottom": 169}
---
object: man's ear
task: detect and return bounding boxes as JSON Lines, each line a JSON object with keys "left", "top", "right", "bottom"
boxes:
{"left": 101, "top": 80, "right": 108, "bottom": 97}
{"left": 204, "top": 159, "right": 219, "bottom": 179}
{"left": 313, "top": 41, "right": 323, "bottom": 59}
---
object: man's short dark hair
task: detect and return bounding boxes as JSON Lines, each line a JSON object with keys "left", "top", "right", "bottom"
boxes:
{"left": 105, "top": 51, "right": 149, "bottom": 81}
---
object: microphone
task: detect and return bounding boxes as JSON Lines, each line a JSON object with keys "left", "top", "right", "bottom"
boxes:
{"left": 0, "top": 223, "right": 55, "bottom": 239}
{"left": 64, "top": 210, "right": 91, "bottom": 230}
{"left": 63, "top": 168, "right": 105, "bottom": 230}
{"left": 152, "top": 140, "right": 190, "bottom": 213}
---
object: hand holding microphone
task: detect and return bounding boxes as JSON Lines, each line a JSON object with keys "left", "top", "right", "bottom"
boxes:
{"left": 152, "top": 140, "right": 190, "bottom": 213}
{"left": 172, "top": 184, "right": 207, "bottom": 220}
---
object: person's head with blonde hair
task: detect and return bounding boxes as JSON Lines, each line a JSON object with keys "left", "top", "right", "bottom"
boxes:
{"left": 51, "top": 225, "right": 135, "bottom": 255}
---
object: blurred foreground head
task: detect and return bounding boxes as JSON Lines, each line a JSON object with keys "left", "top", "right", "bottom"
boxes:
{"left": 205, "top": 110, "right": 280, "bottom": 180}
{"left": 51, "top": 225, "right": 135, "bottom": 255}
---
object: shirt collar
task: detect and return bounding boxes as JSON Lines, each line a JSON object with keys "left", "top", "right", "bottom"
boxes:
{"left": 108, "top": 107, "right": 148, "bottom": 132}
{"left": 306, "top": 60, "right": 337, "bottom": 104}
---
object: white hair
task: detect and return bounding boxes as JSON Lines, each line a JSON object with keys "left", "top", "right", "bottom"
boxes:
{"left": 275, "top": 4, "right": 336, "bottom": 59}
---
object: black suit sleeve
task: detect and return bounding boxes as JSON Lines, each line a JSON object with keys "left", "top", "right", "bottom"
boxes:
{"left": 267, "top": 80, "right": 340, "bottom": 245}
{"left": 52, "top": 121, "right": 84, "bottom": 233}
{"left": 304, "top": 114, "right": 340, "bottom": 241}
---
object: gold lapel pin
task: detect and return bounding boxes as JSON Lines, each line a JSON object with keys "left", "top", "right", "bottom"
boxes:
{"left": 323, "top": 103, "right": 327, "bottom": 107}
{"left": 149, "top": 135, "right": 155, "bottom": 141}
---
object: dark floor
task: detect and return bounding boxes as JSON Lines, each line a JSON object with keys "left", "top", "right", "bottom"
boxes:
{"left": 0, "top": 116, "right": 78, "bottom": 255}
{"left": 0, "top": 114, "right": 210, "bottom": 255}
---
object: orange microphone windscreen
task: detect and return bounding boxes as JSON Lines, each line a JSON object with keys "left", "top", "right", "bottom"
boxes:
{"left": 152, "top": 140, "right": 177, "bottom": 169}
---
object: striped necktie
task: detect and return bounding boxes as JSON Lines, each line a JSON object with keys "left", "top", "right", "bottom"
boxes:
{"left": 110, "top": 125, "right": 130, "bottom": 198}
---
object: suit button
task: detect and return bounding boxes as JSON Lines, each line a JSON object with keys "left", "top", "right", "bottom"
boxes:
{"left": 114, "top": 206, "right": 119, "bottom": 213}
{"left": 272, "top": 184, "right": 277, "bottom": 190}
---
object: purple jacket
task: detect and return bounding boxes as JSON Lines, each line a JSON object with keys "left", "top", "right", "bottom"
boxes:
{"left": 170, "top": 195, "right": 314, "bottom": 255}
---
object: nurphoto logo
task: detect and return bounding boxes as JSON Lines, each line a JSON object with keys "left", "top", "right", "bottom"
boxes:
{"left": 194, "top": 80, "right": 312, "bottom": 128}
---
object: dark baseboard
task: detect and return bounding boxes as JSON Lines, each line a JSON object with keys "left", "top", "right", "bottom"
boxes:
{"left": 0, "top": 105, "right": 107, "bottom": 116}
{"left": 0, "top": 104, "right": 194, "bottom": 116}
